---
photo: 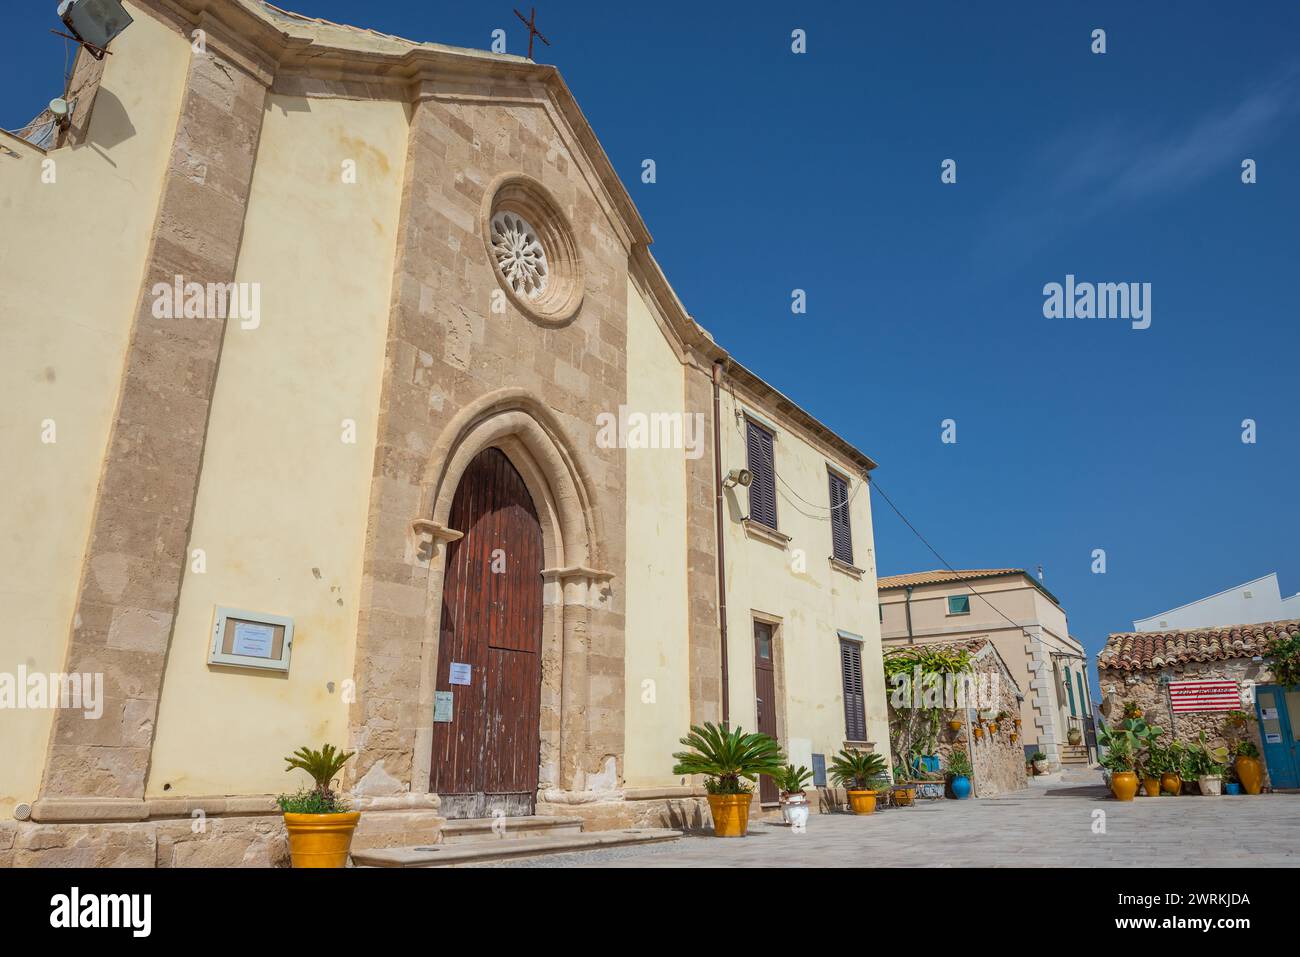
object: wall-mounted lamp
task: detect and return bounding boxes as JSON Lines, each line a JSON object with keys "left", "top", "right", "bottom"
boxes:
{"left": 48, "top": 98, "right": 70, "bottom": 129}
{"left": 722, "top": 468, "right": 752, "bottom": 489}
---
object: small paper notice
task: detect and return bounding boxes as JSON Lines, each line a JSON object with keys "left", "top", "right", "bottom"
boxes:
{"left": 232, "top": 621, "right": 275, "bottom": 659}
{"left": 449, "top": 662, "right": 472, "bottom": 686}
{"left": 434, "top": 691, "right": 453, "bottom": 723}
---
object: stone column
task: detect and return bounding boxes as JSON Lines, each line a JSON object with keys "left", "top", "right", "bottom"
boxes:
{"left": 36, "top": 30, "right": 273, "bottom": 810}
{"left": 684, "top": 359, "right": 722, "bottom": 725}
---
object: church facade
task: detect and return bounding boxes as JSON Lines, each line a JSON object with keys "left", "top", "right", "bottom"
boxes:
{"left": 0, "top": 1, "right": 888, "bottom": 865}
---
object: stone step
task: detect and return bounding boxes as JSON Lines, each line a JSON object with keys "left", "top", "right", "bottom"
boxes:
{"left": 352, "top": 827, "right": 681, "bottom": 867}
{"left": 439, "top": 815, "right": 584, "bottom": 845}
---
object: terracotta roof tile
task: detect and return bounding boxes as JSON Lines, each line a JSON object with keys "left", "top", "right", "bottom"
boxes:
{"left": 876, "top": 569, "right": 1023, "bottom": 590}
{"left": 1097, "top": 619, "right": 1300, "bottom": 672}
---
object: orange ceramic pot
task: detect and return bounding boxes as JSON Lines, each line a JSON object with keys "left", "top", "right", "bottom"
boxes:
{"left": 893, "top": 786, "right": 915, "bottom": 807}
{"left": 1110, "top": 772, "right": 1139, "bottom": 802}
{"left": 948, "top": 720, "right": 962, "bottom": 732}
{"left": 989, "top": 723, "right": 999, "bottom": 734}
{"left": 707, "top": 793, "right": 753, "bottom": 837}
{"left": 1142, "top": 776, "right": 1161, "bottom": 797}
{"left": 973, "top": 728, "right": 984, "bottom": 739}
{"left": 846, "top": 789, "right": 877, "bottom": 814}
{"left": 1235, "top": 756, "right": 1263, "bottom": 795}
{"left": 1160, "top": 773, "right": 1182, "bottom": 796}
{"left": 283, "top": 812, "right": 361, "bottom": 868}
{"left": 1010, "top": 733, "right": 1019, "bottom": 744}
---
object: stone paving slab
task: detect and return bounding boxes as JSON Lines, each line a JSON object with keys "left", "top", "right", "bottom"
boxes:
{"left": 468, "top": 773, "right": 1300, "bottom": 868}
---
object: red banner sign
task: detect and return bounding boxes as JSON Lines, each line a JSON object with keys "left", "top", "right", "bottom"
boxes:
{"left": 1168, "top": 679, "right": 1241, "bottom": 713}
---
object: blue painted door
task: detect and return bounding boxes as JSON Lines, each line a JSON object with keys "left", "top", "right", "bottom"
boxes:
{"left": 1254, "top": 686, "right": 1300, "bottom": 789}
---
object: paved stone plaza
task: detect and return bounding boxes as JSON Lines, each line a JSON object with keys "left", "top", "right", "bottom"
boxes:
{"left": 475, "top": 770, "right": 1300, "bottom": 867}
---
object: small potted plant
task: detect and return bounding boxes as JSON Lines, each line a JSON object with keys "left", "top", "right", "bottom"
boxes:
{"left": 973, "top": 725, "right": 984, "bottom": 740}
{"left": 1160, "top": 741, "right": 1185, "bottom": 796}
{"left": 1230, "top": 739, "right": 1263, "bottom": 794}
{"left": 1009, "top": 731, "right": 1019, "bottom": 744}
{"left": 948, "top": 718, "right": 963, "bottom": 733}
{"left": 829, "top": 749, "right": 889, "bottom": 814}
{"left": 1030, "top": 751, "right": 1049, "bottom": 775}
{"left": 1223, "top": 760, "right": 1242, "bottom": 796}
{"left": 775, "top": 763, "right": 814, "bottom": 828}
{"left": 1100, "top": 738, "right": 1138, "bottom": 800}
{"left": 1186, "top": 732, "right": 1229, "bottom": 796}
{"left": 947, "top": 748, "right": 973, "bottom": 799}
{"left": 1123, "top": 701, "right": 1144, "bottom": 720}
{"left": 890, "top": 762, "right": 918, "bottom": 807}
{"left": 1138, "top": 743, "right": 1164, "bottom": 797}
{"left": 278, "top": 743, "right": 360, "bottom": 868}
{"left": 672, "top": 723, "right": 785, "bottom": 837}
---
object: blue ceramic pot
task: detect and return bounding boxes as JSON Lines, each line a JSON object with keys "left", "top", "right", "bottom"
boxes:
{"left": 1224, "top": 782, "right": 1242, "bottom": 795}
{"left": 950, "top": 775, "right": 972, "bottom": 799}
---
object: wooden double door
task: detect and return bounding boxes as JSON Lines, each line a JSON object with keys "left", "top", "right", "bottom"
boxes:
{"left": 430, "top": 447, "right": 544, "bottom": 819}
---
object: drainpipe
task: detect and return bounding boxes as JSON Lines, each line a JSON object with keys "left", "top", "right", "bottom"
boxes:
{"left": 711, "top": 360, "right": 730, "bottom": 724}
{"left": 904, "top": 585, "right": 915, "bottom": 644}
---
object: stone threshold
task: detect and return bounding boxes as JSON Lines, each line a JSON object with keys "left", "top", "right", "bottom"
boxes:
{"left": 28, "top": 792, "right": 440, "bottom": 823}
{"left": 353, "top": 827, "right": 681, "bottom": 867}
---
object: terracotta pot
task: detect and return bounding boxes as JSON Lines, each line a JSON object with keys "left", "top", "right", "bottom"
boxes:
{"left": 1014, "top": 718, "right": 1022, "bottom": 728}
{"left": 846, "top": 789, "right": 877, "bottom": 814}
{"left": 948, "top": 720, "right": 962, "bottom": 732}
{"left": 1142, "top": 776, "right": 1161, "bottom": 797}
{"left": 1235, "top": 756, "right": 1263, "bottom": 795}
{"left": 989, "top": 723, "right": 999, "bottom": 734}
{"left": 1160, "top": 773, "right": 1182, "bottom": 797}
{"left": 1110, "top": 771, "right": 1139, "bottom": 802}
{"left": 893, "top": 786, "right": 915, "bottom": 807}
{"left": 706, "top": 793, "right": 753, "bottom": 837}
{"left": 973, "top": 727, "right": 984, "bottom": 739}
{"left": 283, "top": 811, "right": 361, "bottom": 868}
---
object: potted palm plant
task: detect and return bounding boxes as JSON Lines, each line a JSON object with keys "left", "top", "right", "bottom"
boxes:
{"left": 829, "top": 749, "right": 889, "bottom": 814}
{"left": 775, "top": 764, "right": 813, "bottom": 828}
{"left": 1161, "top": 741, "right": 1185, "bottom": 796}
{"left": 672, "top": 723, "right": 785, "bottom": 837}
{"left": 1030, "top": 751, "right": 1049, "bottom": 775}
{"left": 947, "top": 748, "right": 973, "bottom": 798}
{"left": 277, "top": 743, "right": 359, "bottom": 868}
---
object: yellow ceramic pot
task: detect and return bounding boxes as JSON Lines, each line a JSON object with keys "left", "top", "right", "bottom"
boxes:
{"left": 283, "top": 811, "right": 361, "bottom": 868}
{"left": 706, "top": 793, "right": 753, "bottom": 837}
{"left": 1142, "top": 776, "right": 1161, "bottom": 797}
{"left": 1160, "top": 773, "right": 1182, "bottom": 796}
{"left": 1235, "top": 756, "right": 1263, "bottom": 795}
{"left": 989, "top": 723, "right": 999, "bottom": 734}
{"left": 894, "top": 786, "right": 915, "bottom": 807}
{"left": 1110, "top": 771, "right": 1139, "bottom": 801}
{"left": 948, "top": 720, "right": 962, "bottom": 732}
{"left": 846, "top": 789, "right": 877, "bottom": 814}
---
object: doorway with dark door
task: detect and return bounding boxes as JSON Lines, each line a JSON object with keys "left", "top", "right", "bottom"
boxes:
{"left": 430, "top": 446, "right": 545, "bottom": 819}
{"left": 753, "top": 617, "right": 781, "bottom": 805}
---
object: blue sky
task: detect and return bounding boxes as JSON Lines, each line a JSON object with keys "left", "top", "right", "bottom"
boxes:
{"left": 5, "top": 2, "right": 1298, "bottom": 694}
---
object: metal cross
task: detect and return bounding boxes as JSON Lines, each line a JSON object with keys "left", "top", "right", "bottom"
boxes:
{"left": 513, "top": 7, "right": 550, "bottom": 61}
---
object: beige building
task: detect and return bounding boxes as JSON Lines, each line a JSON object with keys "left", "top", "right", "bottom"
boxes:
{"left": 0, "top": 1, "right": 887, "bottom": 865}
{"left": 878, "top": 569, "right": 1091, "bottom": 769}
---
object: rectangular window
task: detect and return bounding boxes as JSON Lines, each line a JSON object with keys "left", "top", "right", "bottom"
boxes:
{"left": 839, "top": 638, "right": 866, "bottom": 741}
{"left": 828, "top": 470, "right": 853, "bottom": 564}
{"left": 745, "top": 418, "right": 778, "bottom": 530}
{"left": 947, "top": 594, "right": 971, "bottom": 615}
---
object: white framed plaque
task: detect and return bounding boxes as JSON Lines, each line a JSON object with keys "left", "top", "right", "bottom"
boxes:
{"left": 208, "top": 606, "right": 294, "bottom": 673}
{"left": 449, "top": 662, "right": 472, "bottom": 685}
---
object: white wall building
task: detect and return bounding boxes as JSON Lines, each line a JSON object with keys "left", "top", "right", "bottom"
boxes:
{"left": 1134, "top": 573, "right": 1300, "bottom": 632}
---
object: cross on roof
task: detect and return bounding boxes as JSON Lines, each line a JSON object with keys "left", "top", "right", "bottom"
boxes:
{"left": 513, "top": 6, "right": 550, "bottom": 61}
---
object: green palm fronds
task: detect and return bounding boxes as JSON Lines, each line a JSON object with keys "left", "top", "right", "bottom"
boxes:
{"left": 284, "top": 743, "right": 355, "bottom": 799}
{"left": 829, "top": 748, "right": 889, "bottom": 791}
{"left": 672, "top": 723, "right": 785, "bottom": 795}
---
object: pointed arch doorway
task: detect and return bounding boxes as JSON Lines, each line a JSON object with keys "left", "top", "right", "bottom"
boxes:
{"left": 430, "top": 446, "right": 544, "bottom": 818}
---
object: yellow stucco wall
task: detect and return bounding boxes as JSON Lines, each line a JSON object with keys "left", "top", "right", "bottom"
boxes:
{"left": 145, "top": 94, "right": 410, "bottom": 797}
{"left": 719, "top": 391, "right": 888, "bottom": 775}
{"left": 621, "top": 279, "right": 692, "bottom": 787}
{"left": 0, "top": 11, "right": 192, "bottom": 817}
